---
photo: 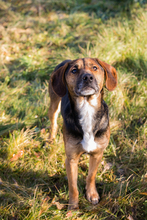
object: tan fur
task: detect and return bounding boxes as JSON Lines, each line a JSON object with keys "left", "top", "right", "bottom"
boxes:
{"left": 48, "top": 81, "right": 61, "bottom": 140}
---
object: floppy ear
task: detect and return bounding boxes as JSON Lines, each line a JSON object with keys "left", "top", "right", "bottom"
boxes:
{"left": 95, "top": 59, "right": 117, "bottom": 91}
{"left": 51, "top": 61, "right": 70, "bottom": 97}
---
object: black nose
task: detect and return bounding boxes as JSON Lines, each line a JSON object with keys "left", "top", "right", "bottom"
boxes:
{"left": 82, "top": 73, "right": 93, "bottom": 82}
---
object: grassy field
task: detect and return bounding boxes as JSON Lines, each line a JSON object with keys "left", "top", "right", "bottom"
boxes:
{"left": 0, "top": 0, "right": 147, "bottom": 219}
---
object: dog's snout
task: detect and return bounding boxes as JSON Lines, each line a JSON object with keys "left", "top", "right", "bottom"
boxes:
{"left": 83, "top": 74, "right": 93, "bottom": 82}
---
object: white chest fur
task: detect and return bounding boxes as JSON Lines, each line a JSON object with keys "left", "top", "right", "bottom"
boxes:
{"left": 77, "top": 98, "right": 98, "bottom": 153}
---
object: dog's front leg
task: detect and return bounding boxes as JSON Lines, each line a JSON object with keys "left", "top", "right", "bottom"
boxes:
{"left": 65, "top": 155, "right": 81, "bottom": 210}
{"left": 86, "top": 152, "right": 103, "bottom": 205}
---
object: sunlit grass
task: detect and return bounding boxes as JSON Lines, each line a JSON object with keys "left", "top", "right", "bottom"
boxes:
{"left": 0, "top": 0, "right": 146, "bottom": 219}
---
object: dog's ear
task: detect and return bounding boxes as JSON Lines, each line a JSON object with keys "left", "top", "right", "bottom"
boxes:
{"left": 51, "top": 60, "right": 71, "bottom": 97}
{"left": 95, "top": 59, "right": 117, "bottom": 91}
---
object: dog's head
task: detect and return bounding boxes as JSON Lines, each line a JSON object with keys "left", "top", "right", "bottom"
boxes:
{"left": 51, "top": 58, "right": 117, "bottom": 97}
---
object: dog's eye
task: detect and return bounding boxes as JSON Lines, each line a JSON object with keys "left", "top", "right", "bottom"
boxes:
{"left": 72, "top": 68, "right": 77, "bottom": 74}
{"left": 93, "top": 66, "right": 98, "bottom": 71}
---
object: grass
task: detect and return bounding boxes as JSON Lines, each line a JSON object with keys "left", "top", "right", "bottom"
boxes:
{"left": 0, "top": 0, "right": 147, "bottom": 219}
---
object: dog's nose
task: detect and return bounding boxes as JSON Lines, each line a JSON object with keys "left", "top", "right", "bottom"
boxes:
{"left": 82, "top": 74, "right": 93, "bottom": 82}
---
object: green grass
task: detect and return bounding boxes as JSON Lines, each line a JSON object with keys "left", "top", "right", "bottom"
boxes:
{"left": 0, "top": 0, "right": 147, "bottom": 219}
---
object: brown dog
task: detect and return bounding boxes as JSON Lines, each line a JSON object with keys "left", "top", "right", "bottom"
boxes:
{"left": 48, "top": 58, "right": 117, "bottom": 210}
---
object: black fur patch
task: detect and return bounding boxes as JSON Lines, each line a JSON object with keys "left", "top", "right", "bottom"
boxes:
{"left": 61, "top": 93, "right": 109, "bottom": 140}
{"left": 61, "top": 92, "right": 83, "bottom": 139}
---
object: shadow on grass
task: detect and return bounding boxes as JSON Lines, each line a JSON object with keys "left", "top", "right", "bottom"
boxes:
{"left": 114, "top": 56, "right": 147, "bottom": 80}
{"left": 0, "top": 163, "right": 68, "bottom": 218}
{"left": 0, "top": 164, "right": 68, "bottom": 206}
{"left": 0, "top": 164, "right": 66, "bottom": 192}
{"left": 5, "top": 59, "right": 53, "bottom": 84}
{"left": 5, "top": 0, "right": 147, "bottom": 20}
{"left": 0, "top": 123, "right": 25, "bottom": 137}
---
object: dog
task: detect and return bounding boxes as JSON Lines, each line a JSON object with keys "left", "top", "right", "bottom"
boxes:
{"left": 48, "top": 58, "right": 117, "bottom": 210}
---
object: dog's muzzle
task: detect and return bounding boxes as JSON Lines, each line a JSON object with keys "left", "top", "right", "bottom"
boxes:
{"left": 75, "top": 73, "right": 98, "bottom": 96}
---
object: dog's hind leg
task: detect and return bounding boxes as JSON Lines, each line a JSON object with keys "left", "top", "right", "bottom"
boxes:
{"left": 48, "top": 81, "right": 61, "bottom": 140}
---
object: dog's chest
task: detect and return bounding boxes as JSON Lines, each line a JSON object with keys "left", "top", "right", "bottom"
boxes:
{"left": 77, "top": 98, "right": 98, "bottom": 153}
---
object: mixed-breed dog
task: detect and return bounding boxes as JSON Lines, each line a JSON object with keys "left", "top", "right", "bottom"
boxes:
{"left": 48, "top": 58, "right": 117, "bottom": 210}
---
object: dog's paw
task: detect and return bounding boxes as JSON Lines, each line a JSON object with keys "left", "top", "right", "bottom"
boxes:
{"left": 86, "top": 189, "right": 100, "bottom": 205}
{"left": 68, "top": 203, "right": 79, "bottom": 210}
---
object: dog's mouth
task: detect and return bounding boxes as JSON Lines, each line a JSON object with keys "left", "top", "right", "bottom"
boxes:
{"left": 75, "top": 85, "right": 98, "bottom": 97}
